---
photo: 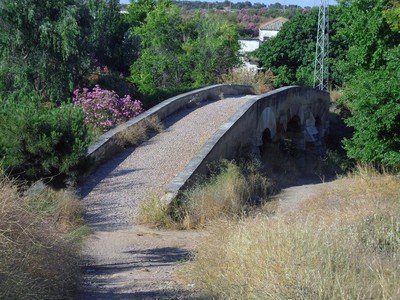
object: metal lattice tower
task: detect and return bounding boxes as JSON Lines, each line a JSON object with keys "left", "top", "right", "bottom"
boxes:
{"left": 313, "top": 0, "right": 329, "bottom": 91}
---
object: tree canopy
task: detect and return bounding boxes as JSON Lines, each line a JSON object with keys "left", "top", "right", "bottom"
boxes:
{"left": 0, "top": 0, "right": 90, "bottom": 102}
{"left": 129, "top": 0, "right": 240, "bottom": 96}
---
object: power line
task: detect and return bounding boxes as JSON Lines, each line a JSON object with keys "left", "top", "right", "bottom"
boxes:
{"left": 313, "top": 0, "right": 329, "bottom": 91}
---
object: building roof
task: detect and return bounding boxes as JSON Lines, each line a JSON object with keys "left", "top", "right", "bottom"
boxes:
{"left": 259, "top": 17, "right": 289, "bottom": 31}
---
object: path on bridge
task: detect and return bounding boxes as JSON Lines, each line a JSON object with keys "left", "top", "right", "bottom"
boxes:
{"left": 79, "top": 95, "right": 255, "bottom": 298}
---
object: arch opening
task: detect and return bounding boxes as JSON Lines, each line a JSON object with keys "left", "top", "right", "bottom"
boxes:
{"left": 281, "top": 115, "right": 305, "bottom": 152}
{"left": 259, "top": 128, "right": 273, "bottom": 155}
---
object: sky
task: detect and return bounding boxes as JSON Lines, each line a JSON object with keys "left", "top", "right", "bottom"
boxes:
{"left": 119, "top": 0, "right": 331, "bottom": 7}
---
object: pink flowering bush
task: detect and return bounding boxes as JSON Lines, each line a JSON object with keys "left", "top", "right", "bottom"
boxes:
{"left": 73, "top": 85, "right": 144, "bottom": 131}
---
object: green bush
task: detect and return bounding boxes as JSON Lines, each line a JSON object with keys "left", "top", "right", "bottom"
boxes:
{"left": 342, "top": 48, "right": 400, "bottom": 167}
{"left": 0, "top": 97, "right": 92, "bottom": 182}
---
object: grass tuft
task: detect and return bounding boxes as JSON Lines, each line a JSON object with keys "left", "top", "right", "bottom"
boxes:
{"left": 136, "top": 194, "right": 174, "bottom": 228}
{"left": 120, "top": 115, "right": 164, "bottom": 147}
{"left": 220, "top": 68, "right": 275, "bottom": 94}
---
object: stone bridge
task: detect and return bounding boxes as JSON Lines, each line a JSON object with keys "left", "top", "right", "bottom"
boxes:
{"left": 80, "top": 84, "right": 330, "bottom": 295}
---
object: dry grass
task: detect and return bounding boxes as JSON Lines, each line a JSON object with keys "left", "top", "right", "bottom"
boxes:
{"left": 330, "top": 88, "right": 343, "bottom": 102}
{"left": 181, "top": 166, "right": 400, "bottom": 299}
{"left": 136, "top": 193, "right": 174, "bottom": 228}
{"left": 0, "top": 179, "right": 86, "bottom": 299}
{"left": 119, "top": 115, "right": 164, "bottom": 147}
{"left": 220, "top": 68, "right": 275, "bottom": 94}
{"left": 137, "top": 160, "right": 275, "bottom": 230}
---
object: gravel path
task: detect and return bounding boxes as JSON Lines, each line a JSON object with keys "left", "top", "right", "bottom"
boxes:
{"left": 79, "top": 96, "right": 254, "bottom": 298}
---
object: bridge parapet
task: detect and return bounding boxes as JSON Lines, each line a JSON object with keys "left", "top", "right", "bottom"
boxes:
{"left": 164, "top": 86, "right": 330, "bottom": 203}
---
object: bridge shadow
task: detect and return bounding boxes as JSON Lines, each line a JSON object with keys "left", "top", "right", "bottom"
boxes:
{"left": 79, "top": 247, "right": 195, "bottom": 299}
{"left": 260, "top": 144, "right": 338, "bottom": 191}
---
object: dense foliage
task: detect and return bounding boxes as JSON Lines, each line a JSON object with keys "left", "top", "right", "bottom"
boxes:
{"left": 73, "top": 85, "right": 143, "bottom": 131}
{"left": 88, "top": 0, "right": 137, "bottom": 74}
{"left": 255, "top": 6, "right": 347, "bottom": 87}
{"left": 0, "top": 96, "right": 91, "bottom": 182}
{"left": 0, "top": 0, "right": 89, "bottom": 102}
{"left": 130, "top": 0, "right": 240, "bottom": 97}
{"left": 340, "top": 0, "right": 400, "bottom": 166}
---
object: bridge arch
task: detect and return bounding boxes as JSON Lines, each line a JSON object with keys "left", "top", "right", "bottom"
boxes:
{"left": 256, "top": 107, "right": 277, "bottom": 147}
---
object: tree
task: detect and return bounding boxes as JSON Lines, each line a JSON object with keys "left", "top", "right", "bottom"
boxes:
{"left": 0, "top": 0, "right": 90, "bottom": 102}
{"left": 339, "top": 0, "right": 400, "bottom": 166}
{"left": 130, "top": 0, "right": 186, "bottom": 95}
{"left": 255, "top": 6, "right": 346, "bottom": 88}
{"left": 129, "top": 1, "right": 240, "bottom": 96}
{"left": 182, "top": 14, "right": 240, "bottom": 87}
{"left": 88, "top": 0, "right": 135, "bottom": 74}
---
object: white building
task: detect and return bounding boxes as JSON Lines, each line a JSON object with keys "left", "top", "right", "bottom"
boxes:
{"left": 238, "top": 17, "right": 288, "bottom": 73}
{"left": 239, "top": 39, "right": 260, "bottom": 54}
{"left": 259, "top": 17, "right": 288, "bottom": 42}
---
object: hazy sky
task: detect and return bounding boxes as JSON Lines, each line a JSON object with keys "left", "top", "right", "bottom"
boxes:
{"left": 120, "top": 0, "right": 332, "bottom": 7}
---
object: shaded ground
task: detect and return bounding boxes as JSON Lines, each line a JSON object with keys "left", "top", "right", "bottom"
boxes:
{"left": 78, "top": 96, "right": 254, "bottom": 298}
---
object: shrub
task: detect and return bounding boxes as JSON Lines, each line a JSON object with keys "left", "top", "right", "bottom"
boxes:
{"left": 342, "top": 48, "right": 400, "bottom": 167}
{"left": 0, "top": 178, "right": 83, "bottom": 299}
{"left": 119, "top": 115, "right": 164, "bottom": 147}
{"left": 0, "top": 97, "right": 92, "bottom": 183}
{"left": 177, "top": 160, "right": 274, "bottom": 229}
{"left": 73, "top": 85, "right": 144, "bottom": 131}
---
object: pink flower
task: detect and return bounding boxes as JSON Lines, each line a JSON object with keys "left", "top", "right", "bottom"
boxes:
{"left": 73, "top": 85, "right": 144, "bottom": 132}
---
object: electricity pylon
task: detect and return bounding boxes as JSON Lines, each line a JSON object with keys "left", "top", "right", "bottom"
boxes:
{"left": 313, "top": 0, "right": 329, "bottom": 91}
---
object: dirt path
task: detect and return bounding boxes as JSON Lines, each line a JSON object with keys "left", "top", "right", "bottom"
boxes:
{"left": 271, "top": 180, "right": 337, "bottom": 215}
{"left": 78, "top": 96, "right": 254, "bottom": 299}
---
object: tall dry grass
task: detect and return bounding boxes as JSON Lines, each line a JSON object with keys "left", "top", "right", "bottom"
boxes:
{"left": 182, "top": 166, "right": 400, "bottom": 299}
{"left": 0, "top": 179, "right": 85, "bottom": 299}
{"left": 220, "top": 68, "right": 275, "bottom": 94}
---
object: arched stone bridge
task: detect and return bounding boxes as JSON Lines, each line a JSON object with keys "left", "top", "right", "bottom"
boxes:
{"left": 81, "top": 84, "right": 330, "bottom": 225}
{"left": 80, "top": 84, "right": 330, "bottom": 295}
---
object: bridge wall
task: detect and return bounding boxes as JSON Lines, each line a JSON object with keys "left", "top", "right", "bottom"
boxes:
{"left": 85, "top": 84, "right": 253, "bottom": 174}
{"left": 164, "top": 86, "right": 330, "bottom": 202}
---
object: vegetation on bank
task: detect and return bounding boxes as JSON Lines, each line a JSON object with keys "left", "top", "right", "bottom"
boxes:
{"left": 181, "top": 166, "right": 400, "bottom": 299}
{"left": 0, "top": 178, "right": 88, "bottom": 299}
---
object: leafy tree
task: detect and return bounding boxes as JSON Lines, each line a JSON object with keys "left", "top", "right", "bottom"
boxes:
{"left": 125, "top": 0, "right": 156, "bottom": 27}
{"left": 182, "top": 14, "right": 240, "bottom": 87}
{"left": 342, "top": 48, "right": 400, "bottom": 166}
{"left": 130, "top": 0, "right": 240, "bottom": 96}
{"left": 130, "top": 1, "right": 186, "bottom": 95}
{"left": 88, "top": 0, "right": 136, "bottom": 74}
{"left": 255, "top": 6, "right": 347, "bottom": 88}
{"left": 339, "top": 0, "right": 400, "bottom": 166}
{"left": 0, "top": 0, "right": 90, "bottom": 102}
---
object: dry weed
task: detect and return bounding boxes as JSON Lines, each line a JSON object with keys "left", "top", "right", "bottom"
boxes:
{"left": 119, "top": 115, "right": 164, "bottom": 147}
{"left": 220, "top": 68, "right": 275, "bottom": 94}
{"left": 0, "top": 179, "right": 83, "bottom": 299}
